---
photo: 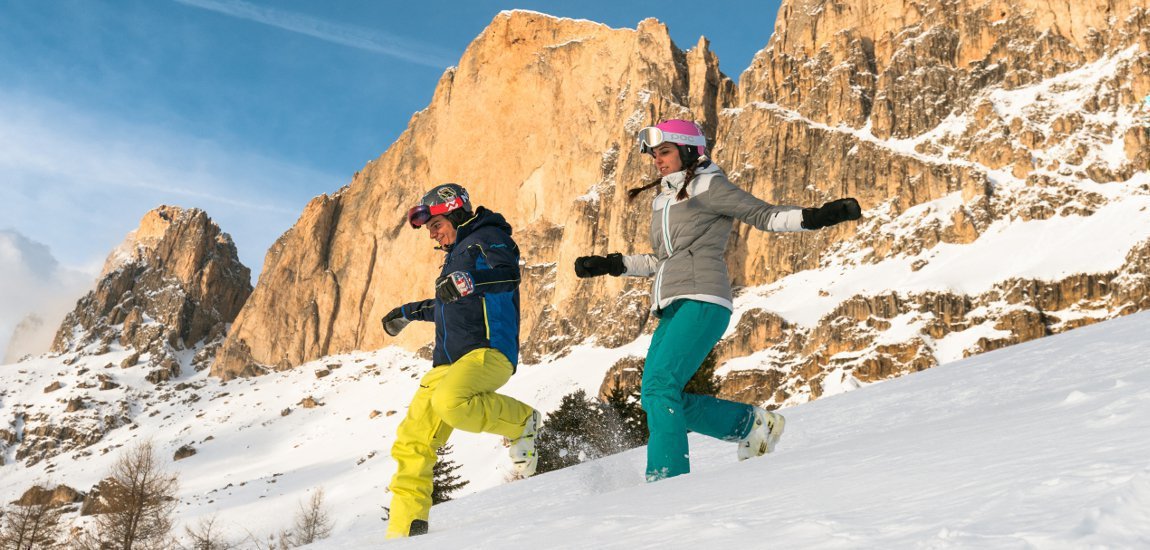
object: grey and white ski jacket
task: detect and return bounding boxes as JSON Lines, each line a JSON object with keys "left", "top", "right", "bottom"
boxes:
{"left": 622, "top": 161, "right": 807, "bottom": 314}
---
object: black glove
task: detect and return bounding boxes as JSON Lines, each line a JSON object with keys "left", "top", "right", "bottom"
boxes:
{"left": 382, "top": 306, "right": 410, "bottom": 337}
{"left": 435, "top": 271, "right": 475, "bottom": 304}
{"left": 801, "top": 198, "right": 862, "bottom": 230}
{"left": 574, "top": 253, "right": 625, "bottom": 278}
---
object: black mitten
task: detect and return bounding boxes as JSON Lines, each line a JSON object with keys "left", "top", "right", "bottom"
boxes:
{"left": 574, "top": 253, "right": 625, "bottom": 278}
{"left": 801, "top": 198, "right": 862, "bottom": 230}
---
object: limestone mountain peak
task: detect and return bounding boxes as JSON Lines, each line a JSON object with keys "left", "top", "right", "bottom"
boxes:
{"left": 54, "top": 205, "right": 252, "bottom": 378}
{"left": 211, "top": 5, "right": 1149, "bottom": 411}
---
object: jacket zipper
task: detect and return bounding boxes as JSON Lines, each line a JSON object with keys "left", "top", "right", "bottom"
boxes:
{"left": 656, "top": 185, "right": 677, "bottom": 308}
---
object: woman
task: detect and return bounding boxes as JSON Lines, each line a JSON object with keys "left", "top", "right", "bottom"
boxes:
{"left": 574, "top": 119, "right": 860, "bottom": 481}
{"left": 382, "top": 183, "right": 540, "bottom": 538}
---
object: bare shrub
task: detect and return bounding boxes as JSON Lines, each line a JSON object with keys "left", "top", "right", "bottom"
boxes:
{"left": 289, "top": 488, "right": 333, "bottom": 545}
{"left": 178, "top": 514, "right": 235, "bottom": 550}
{"left": 0, "top": 493, "right": 65, "bottom": 549}
{"left": 243, "top": 488, "right": 333, "bottom": 549}
{"left": 72, "top": 441, "right": 179, "bottom": 550}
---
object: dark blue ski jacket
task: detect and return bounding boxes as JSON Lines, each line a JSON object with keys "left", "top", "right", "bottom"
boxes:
{"left": 398, "top": 207, "right": 521, "bottom": 370}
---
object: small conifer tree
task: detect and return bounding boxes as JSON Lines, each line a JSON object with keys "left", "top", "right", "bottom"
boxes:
{"left": 432, "top": 445, "right": 470, "bottom": 504}
{"left": 535, "top": 390, "right": 604, "bottom": 474}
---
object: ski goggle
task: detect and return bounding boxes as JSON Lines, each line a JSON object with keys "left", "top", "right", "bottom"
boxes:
{"left": 637, "top": 126, "right": 707, "bottom": 154}
{"left": 407, "top": 197, "right": 464, "bottom": 228}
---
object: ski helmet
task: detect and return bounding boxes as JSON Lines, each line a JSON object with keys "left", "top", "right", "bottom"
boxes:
{"left": 637, "top": 119, "right": 708, "bottom": 166}
{"left": 407, "top": 183, "right": 472, "bottom": 229}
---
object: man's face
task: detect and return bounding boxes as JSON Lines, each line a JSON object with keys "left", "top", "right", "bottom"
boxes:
{"left": 426, "top": 215, "right": 457, "bottom": 248}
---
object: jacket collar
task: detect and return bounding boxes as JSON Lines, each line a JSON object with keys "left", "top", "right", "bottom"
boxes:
{"left": 441, "top": 207, "right": 512, "bottom": 253}
{"left": 659, "top": 159, "right": 719, "bottom": 194}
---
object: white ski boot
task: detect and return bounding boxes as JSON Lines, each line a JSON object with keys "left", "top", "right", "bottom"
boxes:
{"left": 738, "top": 407, "right": 785, "bottom": 461}
{"left": 508, "top": 410, "right": 540, "bottom": 477}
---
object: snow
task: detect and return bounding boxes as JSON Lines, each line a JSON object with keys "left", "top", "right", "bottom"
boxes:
{"left": 5, "top": 309, "right": 1150, "bottom": 547}
{"left": 932, "top": 319, "right": 1010, "bottom": 363}
{"left": 0, "top": 332, "right": 645, "bottom": 542}
{"left": 731, "top": 185, "right": 1150, "bottom": 329}
{"left": 545, "top": 38, "right": 587, "bottom": 50}
{"left": 320, "top": 309, "right": 1150, "bottom": 548}
{"left": 985, "top": 47, "right": 1136, "bottom": 122}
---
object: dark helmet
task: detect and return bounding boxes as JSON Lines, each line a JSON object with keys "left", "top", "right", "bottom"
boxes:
{"left": 407, "top": 183, "right": 473, "bottom": 229}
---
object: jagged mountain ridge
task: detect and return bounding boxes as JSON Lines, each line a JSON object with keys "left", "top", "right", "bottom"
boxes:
{"left": 53, "top": 205, "right": 251, "bottom": 379}
{"left": 207, "top": 6, "right": 1149, "bottom": 409}
{"left": 210, "top": 13, "right": 735, "bottom": 377}
{"left": 2, "top": 206, "right": 252, "bottom": 467}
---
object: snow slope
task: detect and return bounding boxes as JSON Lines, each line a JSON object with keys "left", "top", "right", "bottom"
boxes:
{"left": 0, "top": 325, "right": 649, "bottom": 543}
{"left": 2, "top": 284, "right": 1148, "bottom": 549}
{"left": 327, "top": 310, "right": 1150, "bottom": 548}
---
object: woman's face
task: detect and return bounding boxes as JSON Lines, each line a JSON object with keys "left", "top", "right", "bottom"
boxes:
{"left": 651, "top": 143, "right": 682, "bottom": 176}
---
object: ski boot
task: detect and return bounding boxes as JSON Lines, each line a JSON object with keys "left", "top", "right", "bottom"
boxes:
{"left": 737, "top": 406, "right": 785, "bottom": 461}
{"left": 507, "top": 409, "right": 540, "bottom": 477}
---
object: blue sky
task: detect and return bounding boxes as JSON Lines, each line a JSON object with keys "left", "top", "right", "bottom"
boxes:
{"left": 0, "top": 0, "right": 781, "bottom": 279}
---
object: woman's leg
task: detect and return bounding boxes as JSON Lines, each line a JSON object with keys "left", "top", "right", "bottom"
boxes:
{"left": 641, "top": 300, "right": 733, "bottom": 481}
{"left": 682, "top": 393, "right": 756, "bottom": 442}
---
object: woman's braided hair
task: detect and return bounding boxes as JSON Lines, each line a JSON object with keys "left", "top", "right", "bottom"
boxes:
{"left": 626, "top": 154, "right": 703, "bottom": 203}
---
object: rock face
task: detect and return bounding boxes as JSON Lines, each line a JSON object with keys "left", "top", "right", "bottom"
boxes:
{"left": 705, "top": 0, "right": 1150, "bottom": 405}
{"left": 211, "top": 12, "right": 733, "bottom": 377}
{"left": 53, "top": 206, "right": 252, "bottom": 376}
{"left": 6, "top": 208, "right": 249, "bottom": 467}
{"left": 5, "top": 207, "right": 249, "bottom": 467}
{"left": 212, "top": 7, "right": 1150, "bottom": 410}
{"left": 15, "top": 484, "right": 85, "bottom": 507}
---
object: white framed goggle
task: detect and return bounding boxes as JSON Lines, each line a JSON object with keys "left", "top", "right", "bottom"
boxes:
{"left": 637, "top": 126, "right": 707, "bottom": 154}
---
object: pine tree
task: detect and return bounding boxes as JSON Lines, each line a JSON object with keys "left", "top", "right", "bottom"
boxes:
{"left": 432, "top": 445, "right": 469, "bottom": 504}
{"left": 684, "top": 349, "right": 722, "bottom": 396}
{"left": 535, "top": 390, "right": 604, "bottom": 474}
{"left": 599, "top": 386, "right": 647, "bottom": 453}
{"left": 533, "top": 353, "right": 725, "bottom": 478}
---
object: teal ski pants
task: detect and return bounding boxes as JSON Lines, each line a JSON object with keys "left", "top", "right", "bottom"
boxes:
{"left": 642, "top": 299, "right": 756, "bottom": 482}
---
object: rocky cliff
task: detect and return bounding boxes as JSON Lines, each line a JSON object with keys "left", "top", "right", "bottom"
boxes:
{"left": 700, "top": 0, "right": 1150, "bottom": 405}
{"left": 54, "top": 206, "right": 252, "bottom": 378}
{"left": 2, "top": 206, "right": 251, "bottom": 467}
{"left": 211, "top": 12, "right": 734, "bottom": 377}
{"left": 212, "top": 6, "right": 1150, "bottom": 409}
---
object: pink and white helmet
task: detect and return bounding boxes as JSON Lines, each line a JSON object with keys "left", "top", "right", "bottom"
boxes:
{"left": 637, "top": 119, "right": 708, "bottom": 158}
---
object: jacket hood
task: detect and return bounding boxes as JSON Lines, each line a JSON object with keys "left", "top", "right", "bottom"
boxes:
{"left": 454, "top": 206, "right": 512, "bottom": 244}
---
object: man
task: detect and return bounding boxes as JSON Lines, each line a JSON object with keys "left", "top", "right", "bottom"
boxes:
{"left": 381, "top": 183, "right": 540, "bottom": 539}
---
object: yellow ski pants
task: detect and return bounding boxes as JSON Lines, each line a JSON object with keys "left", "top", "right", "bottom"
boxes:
{"left": 385, "top": 347, "right": 534, "bottom": 539}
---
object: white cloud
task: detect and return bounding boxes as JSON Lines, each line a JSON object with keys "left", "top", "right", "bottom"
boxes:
{"left": 173, "top": 0, "right": 455, "bottom": 68}
{"left": 0, "top": 91, "right": 306, "bottom": 215}
{"left": 0, "top": 230, "right": 93, "bottom": 362}
{"left": 0, "top": 89, "right": 341, "bottom": 279}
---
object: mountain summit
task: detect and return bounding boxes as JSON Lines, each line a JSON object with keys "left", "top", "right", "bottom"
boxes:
{"left": 211, "top": 6, "right": 1149, "bottom": 412}
{"left": 53, "top": 205, "right": 251, "bottom": 378}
